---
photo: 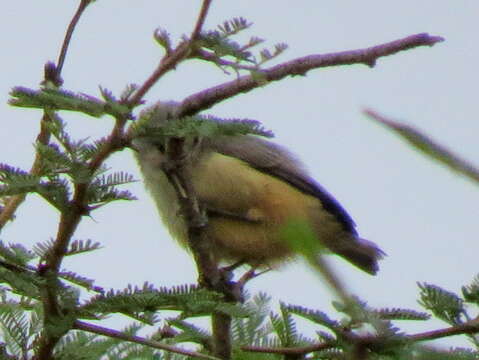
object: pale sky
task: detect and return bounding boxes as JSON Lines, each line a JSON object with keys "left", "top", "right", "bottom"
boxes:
{"left": 2, "top": 0, "right": 478, "bottom": 349}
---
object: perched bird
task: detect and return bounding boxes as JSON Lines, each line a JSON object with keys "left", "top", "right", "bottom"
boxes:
{"left": 133, "top": 103, "right": 384, "bottom": 275}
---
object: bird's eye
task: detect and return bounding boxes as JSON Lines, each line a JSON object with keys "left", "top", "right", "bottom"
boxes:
{"left": 153, "top": 141, "right": 165, "bottom": 153}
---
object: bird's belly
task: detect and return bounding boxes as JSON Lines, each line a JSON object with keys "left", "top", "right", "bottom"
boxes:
{"left": 205, "top": 218, "right": 291, "bottom": 264}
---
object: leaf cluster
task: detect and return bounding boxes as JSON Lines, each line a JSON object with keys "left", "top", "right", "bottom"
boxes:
{"left": 9, "top": 87, "right": 132, "bottom": 120}
{"left": 0, "top": 113, "right": 136, "bottom": 212}
{"left": 133, "top": 106, "right": 274, "bottom": 147}
{"left": 418, "top": 280, "right": 479, "bottom": 347}
{"left": 155, "top": 16, "right": 288, "bottom": 75}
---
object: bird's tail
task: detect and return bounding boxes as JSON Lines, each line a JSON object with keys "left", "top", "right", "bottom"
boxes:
{"left": 333, "top": 237, "right": 386, "bottom": 275}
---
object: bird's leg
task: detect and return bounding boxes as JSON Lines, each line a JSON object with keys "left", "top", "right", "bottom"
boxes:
{"left": 220, "top": 259, "right": 246, "bottom": 275}
{"left": 238, "top": 265, "right": 271, "bottom": 286}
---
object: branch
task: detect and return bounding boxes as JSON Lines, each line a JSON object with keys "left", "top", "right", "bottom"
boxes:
{"left": 127, "top": 0, "right": 211, "bottom": 107}
{"left": 73, "top": 320, "right": 221, "bottom": 360}
{"left": 190, "top": 0, "right": 213, "bottom": 42}
{"left": 193, "top": 48, "right": 258, "bottom": 72}
{"left": 408, "top": 318, "right": 479, "bottom": 342}
{"left": 35, "top": 95, "right": 129, "bottom": 360}
{"left": 364, "top": 108, "right": 479, "bottom": 184}
{"left": 241, "top": 318, "right": 479, "bottom": 356}
{"left": 47, "top": 120, "right": 128, "bottom": 274}
{"left": 0, "top": 1, "right": 94, "bottom": 231}
{"left": 56, "top": 0, "right": 93, "bottom": 76}
{"left": 242, "top": 342, "right": 335, "bottom": 356}
{"left": 127, "top": 41, "right": 191, "bottom": 106}
{"left": 211, "top": 312, "right": 232, "bottom": 359}
{"left": 176, "top": 33, "right": 444, "bottom": 117}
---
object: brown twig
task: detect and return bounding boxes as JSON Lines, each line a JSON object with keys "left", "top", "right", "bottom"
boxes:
{"left": 190, "top": 0, "right": 213, "bottom": 42}
{"left": 34, "top": 113, "right": 130, "bottom": 360}
{"left": 193, "top": 48, "right": 258, "bottom": 72}
{"left": 127, "top": 0, "right": 214, "bottom": 107}
{"left": 241, "top": 318, "right": 479, "bottom": 356}
{"left": 56, "top": 0, "right": 92, "bottom": 75}
{"left": 47, "top": 120, "right": 128, "bottom": 274}
{"left": 0, "top": 113, "right": 53, "bottom": 231}
{"left": 408, "top": 318, "right": 479, "bottom": 342}
{"left": 73, "top": 320, "right": 221, "bottom": 360}
{"left": 177, "top": 33, "right": 444, "bottom": 117}
{"left": 0, "top": 1, "right": 94, "bottom": 231}
{"left": 34, "top": 100, "right": 128, "bottom": 360}
{"left": 127, "top": 42, "right": 191, "bottom": 106}
{"left": 242, "top": 342, "right": 336, "bottom": 355}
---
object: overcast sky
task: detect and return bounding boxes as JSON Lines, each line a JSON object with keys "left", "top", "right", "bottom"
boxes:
{"left": 2, "top": 0, "right": 479, "bottom": 349}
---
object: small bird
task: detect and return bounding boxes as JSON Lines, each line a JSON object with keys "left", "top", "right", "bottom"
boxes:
{"left": 133, "top": 103, "right": 384, "bottom": 275}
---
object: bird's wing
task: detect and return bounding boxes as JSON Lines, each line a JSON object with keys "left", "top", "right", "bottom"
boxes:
{"left": 207, "top": 135, "right": 357, "bottom": 234}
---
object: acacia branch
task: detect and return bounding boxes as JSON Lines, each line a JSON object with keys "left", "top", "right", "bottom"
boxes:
{"left": 241, "top": 318, "right": 479, "bottom": 356}
{"left": 127, "top": 1, "right": 214, "bottom": 107}
{"left": 56, "top": 0, "right": 93, "bottom": 76}
{"left": 127, "top": 41, "right": 191, "bottom": 106}
{"left": 34, "top": 122, "right": 129, "bottom": 360}
{"left": 408, "top": 318, "right": 479, "bottom": 342}
{"left": 190, "top": 0, "right": 213, "bottom": 42}
{"left": 0, "top": 1, "right": 94, "bottom": 231}
{"left": 242, "top": 342, "right": 335, "bottom": 356}
{"left": 177, "top": 33, "right": 444, "bottom": 117}
{"left": 73, "top": 320, "right": 221, "bottom": 360}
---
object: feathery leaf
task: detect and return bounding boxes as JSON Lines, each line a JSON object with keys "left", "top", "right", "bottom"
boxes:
{"left": 418, "top": 282, "right": 465, "bottom": 325}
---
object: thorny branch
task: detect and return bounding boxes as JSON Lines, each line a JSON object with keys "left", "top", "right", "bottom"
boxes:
{"left": 241, "top": 318, "right": 479, "bottom": 356}
{"left": 56, "top": 0, "right": 93, "bottom": 76}
{"left": 0, "top": 0, "right": 93, "bottom": 231}
{"left": 176, "top": 33, "right": 444, "bottom": 117}
{"left": 73, "top": 320, "right": 221, "bottom": 360}
{"left": 126, "top": 0, "right": 213, "bottom": 106}
{"left": 190, "top": 0, "right": 213, "bottom": 42}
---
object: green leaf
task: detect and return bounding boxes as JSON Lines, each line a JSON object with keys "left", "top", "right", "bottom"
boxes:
{"left": 0, "top": 265, "right": 41, "bottom": 298}
{"left": 81, "top": 283, "right": 221, "bottom": 321}
{"left": 66, "top": 239, "right": 103, "bottom": 257}
{"left": 0, "top": 164, "right": 41, "bottom": 196}
{"left": 59, "top": 270, "right": 102, "bottom": 293}
{"left": 0, "top": 242, "right": 35, "bottom": 267}
{"left": 135, "top": 108, "right": 274, "bottom": 140}
{"left": 32, "top": 239, "right": 55, "bottom": 260}
{"left": 462, "top": 274, "right": 479, "bottom": 305}
{"left": 269, "top": 303, "right": 304, "bottom": 347}
{"left": 154, "top": 28, "right": 173, "bottom": 53}
{"left": 9, "top": 87, "right": 131, "bottom": 119}
{"left": 36, "top": 178, "right": 71, "bottom": 211}
{"left": 217, "top": 17, "right": 252, "bottom": 37}
{"left": 167, "top": 319, "right": 211, "bottom": 345}
{"left": 373, "top": 307, "right": 430, "bottom": 321}
{"left": 0, "top": 303, "right": 29, "bottom": 358}
{"left": 418, "top": 282, "right": 464, "bottom": 325}
{"left": 86, "top": 172, "right": 137, "bottom": 206}
{"left": 10, "top": 87, "right": 106, "bottom": 117}
{"left": 279, "top": 219, "right": 322, "bottom": 261}
{"left": 286, "top": 304, "right": 339, "bottom": 329}
{"left": 367, "top": 110, "right": 479, "bottom": 184}
{"left": 232, "top": 292, "right": 273, "bottom": 346}
{"left": 258, "top": 43, "right": 288, "bottom": 65}
{"left": 197, "top": 30, "right": 253, "bottom": 62}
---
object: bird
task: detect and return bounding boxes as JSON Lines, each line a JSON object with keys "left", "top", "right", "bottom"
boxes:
{"left": 132, "top": 102, "right": 385, "bottom": 275}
